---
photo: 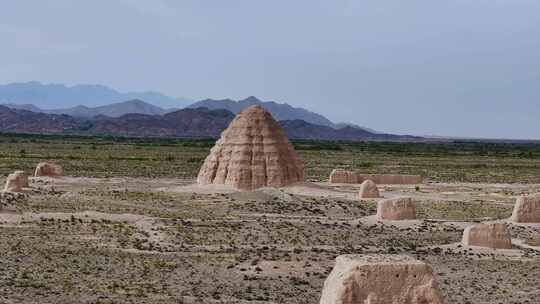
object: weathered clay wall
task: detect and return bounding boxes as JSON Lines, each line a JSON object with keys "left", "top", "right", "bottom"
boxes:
{"left": 320, "top": 254, "right": 444, "bottom": 304}
{"left": 462, "top": 223, "right": 512, "bottom": 249}
{"left": 511, "top": 196, "right": 540, "bottom": 223}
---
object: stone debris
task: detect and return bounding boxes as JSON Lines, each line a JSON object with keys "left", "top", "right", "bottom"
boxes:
{"left": 34, "top": 162, "right": 64, "bottom": 177}
{"left": 197, "top": 105, "right": 304, "bottom": 191}
{"left": 359, "top": 179, "right": 380, "bottom": 199}
{"left": 377, "top": 197, "right": 417, "bottom": 220}
{"left": 462, "top": 223, "right": 512, "bottom": 249}
{"left": 329, "top": 170, "right": 422, "bottom": 185}
{"left": 320, "top": 254, "right": 445, "bottom": 304}
{"left": 3, "top": 171, "right": 29, "bottom": 193}
{"left": 511, "top": 195, "right": 540, "bottom": 223}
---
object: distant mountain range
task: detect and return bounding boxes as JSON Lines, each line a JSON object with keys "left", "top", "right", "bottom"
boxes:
{"left": 0, "top": 82, "right": 378, "bottom": 133}
{"left": 189, "top": 96, "right": 335, "bottom": 127}
{"left": 0, "top": 105, "right": 419, "bottom": 141}
{"left": 188, "top": 96, "right": 379, "bottom": 133}
{"left": 4, "top": 99, "right": 168, "bottom": 118}
{"left": 0, "top": 82, "right": 192, "bottom": 110}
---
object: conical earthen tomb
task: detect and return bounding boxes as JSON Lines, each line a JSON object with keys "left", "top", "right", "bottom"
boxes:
{"left": 197, "top": 105, "right": 304, "bottom": 191}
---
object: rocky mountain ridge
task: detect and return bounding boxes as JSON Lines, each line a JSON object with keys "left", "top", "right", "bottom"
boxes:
{"left": 0, "top": 105, "right": 418, "bottom": 141}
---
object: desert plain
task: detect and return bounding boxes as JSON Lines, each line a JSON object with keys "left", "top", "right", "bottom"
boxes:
{"left": 1, "top": 134, "right": 540, "bottom": 304}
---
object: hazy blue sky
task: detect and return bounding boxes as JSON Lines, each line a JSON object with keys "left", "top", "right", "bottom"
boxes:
{"left": 1, "top": 0, "right": 539, "bottom": 139}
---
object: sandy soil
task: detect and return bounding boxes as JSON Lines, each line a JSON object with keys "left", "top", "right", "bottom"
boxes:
{"left": 1, "top": 176, "right": 539, "bottom": 303}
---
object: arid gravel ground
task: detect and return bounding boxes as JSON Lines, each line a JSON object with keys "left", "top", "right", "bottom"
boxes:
{"left": 1, "top": 176, "right": 539, "bottom": 304}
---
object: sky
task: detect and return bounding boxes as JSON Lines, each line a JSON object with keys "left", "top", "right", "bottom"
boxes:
{"left": 1, "top": 0, "right": 539, "bottom": 139}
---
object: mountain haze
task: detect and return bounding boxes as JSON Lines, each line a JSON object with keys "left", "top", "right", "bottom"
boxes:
{"left": 3, "top": 99, "right": 168, "bottom": 118}
{"left": 2, "top": 103, "right": 43, "bottom": 113}
{"left": 48, "top": 100, "right": 167, "bottom": 118}
{"left": 0, "top": 82, "right": 192, "bottom": 109}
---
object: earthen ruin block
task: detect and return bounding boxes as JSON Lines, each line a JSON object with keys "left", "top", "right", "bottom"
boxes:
{"left": 320, "top": 254, "right": 445, "bottom": 304}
